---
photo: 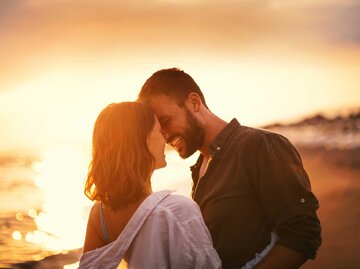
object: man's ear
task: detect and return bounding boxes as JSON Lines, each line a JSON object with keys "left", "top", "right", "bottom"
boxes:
{"left": 185, "top": 92, "right": 202, "bottom": 112}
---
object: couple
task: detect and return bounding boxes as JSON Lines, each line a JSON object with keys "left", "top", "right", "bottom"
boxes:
{"left": 78, "top": 68, "right": 321, "bottom": 269}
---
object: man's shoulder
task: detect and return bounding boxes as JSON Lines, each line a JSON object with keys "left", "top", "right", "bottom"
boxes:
{"left": 232, "top": 124, "right": 282, "bottom": 144}
{"left": 239, "top": 125, "right": 273, "bottom": 135}
{"left": 226, "top": 124, "right": 294, "bottom": 157}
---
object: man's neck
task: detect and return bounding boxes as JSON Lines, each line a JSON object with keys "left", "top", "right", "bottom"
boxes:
{"left": 199, "top": 113, "right": 227, "bottom": 158}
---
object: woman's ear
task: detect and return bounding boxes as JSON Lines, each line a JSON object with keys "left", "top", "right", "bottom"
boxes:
{"left": 185, "top": 92, "right": 202, "bottom": 112}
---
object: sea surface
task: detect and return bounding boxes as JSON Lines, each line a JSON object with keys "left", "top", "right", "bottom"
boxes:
{"left": 0, "top": 146, "right": 195, "bottom": 267}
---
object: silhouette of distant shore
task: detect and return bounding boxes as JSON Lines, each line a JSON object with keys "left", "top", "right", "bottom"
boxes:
{"left": 262, "top": 108, "right": 360, "bottom": 150}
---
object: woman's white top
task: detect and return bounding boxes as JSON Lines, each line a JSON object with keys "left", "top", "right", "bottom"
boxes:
{"left": 78, "top": 190, "right": 222, "bottom": 269}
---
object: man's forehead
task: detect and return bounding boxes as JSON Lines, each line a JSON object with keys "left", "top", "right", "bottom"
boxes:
{"left": 148, "top": 93, "right": 176, "bottom": 105}
{"left": 148, "top": 94, "right": 181, "bottom": 117}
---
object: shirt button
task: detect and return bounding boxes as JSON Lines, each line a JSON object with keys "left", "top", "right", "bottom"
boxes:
{"left": 216, "top": 146, "right": 221, "bottom": 150}
{"left": 300, "top": 198, "right": 305, "bottom": 203}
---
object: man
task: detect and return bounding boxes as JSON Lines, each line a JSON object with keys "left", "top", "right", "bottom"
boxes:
{"left": 137, "top": 68, "right": 321, "bottom": 268}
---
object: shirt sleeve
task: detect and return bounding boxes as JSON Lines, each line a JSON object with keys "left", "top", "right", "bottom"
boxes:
{"left": 254, "top": 132, "right": 322, "bottom": 259}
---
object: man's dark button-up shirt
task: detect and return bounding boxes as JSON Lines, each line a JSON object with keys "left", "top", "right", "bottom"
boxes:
{"left": 191, "top": 119, "right": 321, "bottom": 268}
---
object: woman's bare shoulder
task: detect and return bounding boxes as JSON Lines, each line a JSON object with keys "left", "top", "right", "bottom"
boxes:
{"left": 83, "top": 202, "right": 104, "bottom": 253}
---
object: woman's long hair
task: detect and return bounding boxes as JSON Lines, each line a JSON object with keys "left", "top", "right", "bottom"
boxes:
{"left": 84, "top": 102, "right": 156, "bottom": 210}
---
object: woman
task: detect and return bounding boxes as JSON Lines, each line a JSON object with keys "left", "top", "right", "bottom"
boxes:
{"left": 78, "top": 102, "right": 222, "bottom": 269}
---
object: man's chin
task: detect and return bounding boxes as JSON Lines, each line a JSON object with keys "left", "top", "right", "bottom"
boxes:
{"left": 174, "top": 147, "right": 187, "bottom": 159}
{"left": 177, "top": 148, "right": 196, "bottom": 159}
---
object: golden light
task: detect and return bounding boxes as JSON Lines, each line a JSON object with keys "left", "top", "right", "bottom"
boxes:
{"left": 151, "top": 149, "right": 196, "bottom": 196}
{"left": 28, "top": 144, "right": 92, "bottom": 251}
{"left": 28, "top": 209, "right": 38, "bottom": 218}
{"left": 64, "top": 262, "right": 79, "bottom": 269}
{"left": 16, "top": 213, "right": 24, "bottom": 221}
{"left": 12, "top": 231, "right": 22, "bottom": 241}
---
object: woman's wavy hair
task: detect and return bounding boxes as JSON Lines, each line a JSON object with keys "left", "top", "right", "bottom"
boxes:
{"left": 84, "top": 102, "right": 156, "bottom": 210}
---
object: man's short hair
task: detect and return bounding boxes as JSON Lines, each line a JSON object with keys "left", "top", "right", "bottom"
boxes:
{"left": 138, "top": 68, "right": 208, "bottom": 108}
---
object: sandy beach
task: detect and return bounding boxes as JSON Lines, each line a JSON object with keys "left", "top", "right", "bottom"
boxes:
{"left": 9, "top": 145, "right": 360, "bottom": 269}
{"left": 300, "top": 147, "right": 360, "bottom": 269}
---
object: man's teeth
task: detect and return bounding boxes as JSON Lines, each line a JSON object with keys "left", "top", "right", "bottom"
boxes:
{"left": 170, "top": 136, "right": 181, "bottom": 147}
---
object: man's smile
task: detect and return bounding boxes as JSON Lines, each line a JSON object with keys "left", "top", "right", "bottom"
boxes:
{"left": 168, "top": 135, "right": 182, "bottom": 151}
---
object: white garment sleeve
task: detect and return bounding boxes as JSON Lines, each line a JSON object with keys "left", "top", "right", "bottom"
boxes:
{"left": 161, "top": 196, "right": 222, "bottom": 269}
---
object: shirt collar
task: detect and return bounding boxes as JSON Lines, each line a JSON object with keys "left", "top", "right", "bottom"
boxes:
{"left": 190, "top": 118, "right": 241, "bottom": 172}
{"left": 209, "top": 118, "right": 241, "bottom": 156}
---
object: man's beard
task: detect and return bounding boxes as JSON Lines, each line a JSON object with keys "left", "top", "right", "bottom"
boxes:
{"left": 180, "top": 108, "right": 205, "bottom": 159}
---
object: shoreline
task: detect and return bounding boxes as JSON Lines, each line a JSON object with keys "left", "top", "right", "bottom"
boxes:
{"left": 12, "top": 249, "right": 82, "bottom": 269}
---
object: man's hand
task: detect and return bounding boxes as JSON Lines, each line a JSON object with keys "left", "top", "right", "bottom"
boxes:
{"left": 253, "top": 245, "right": 307, "bottom": 269}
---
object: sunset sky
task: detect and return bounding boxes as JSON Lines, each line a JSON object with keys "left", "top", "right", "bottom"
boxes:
{"left": 0, "top": 0, "right": 359, "bottom": 151}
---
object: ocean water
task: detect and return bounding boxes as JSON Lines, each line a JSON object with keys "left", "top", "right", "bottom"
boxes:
{"left": 0, "top": 146, "right": 194, "bottom": 267}
{"left": 0, "top": 154, "right": 47, "bottom": 267}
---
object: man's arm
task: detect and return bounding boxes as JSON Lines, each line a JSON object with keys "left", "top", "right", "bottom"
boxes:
{"left": 254, "top": 132, "right": 322, "bottom": 264}
{"left": 253, "top": 245, "right": 306, "bottom": 269}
